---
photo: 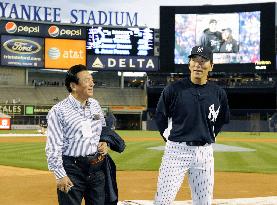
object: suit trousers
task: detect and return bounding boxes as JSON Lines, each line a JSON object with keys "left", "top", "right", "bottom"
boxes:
{"left": 57, "top": 156, "right": 105, "bottom": 205}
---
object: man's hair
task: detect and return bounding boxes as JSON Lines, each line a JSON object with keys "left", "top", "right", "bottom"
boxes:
{"left": 209, "top": 19, "right": 217, "bottom": 24}
{"left": 65, "top": 64, "right": 88, "bottom": 92}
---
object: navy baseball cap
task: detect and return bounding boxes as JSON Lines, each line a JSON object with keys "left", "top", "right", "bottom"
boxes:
{"left": 188, "top": 46, "right": 213, "bottom": 61}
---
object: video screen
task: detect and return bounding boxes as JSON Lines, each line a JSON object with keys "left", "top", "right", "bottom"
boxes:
{"left": 175, "top": 12, "right": 260, "bottom": 64}
{"left": 86, "top": 27, "right": 154, "bottom": 56}
{"left": 160, "top": 3, "right": 276, "bottom": 73}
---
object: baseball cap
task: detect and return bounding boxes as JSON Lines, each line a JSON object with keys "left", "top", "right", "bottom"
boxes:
{"left": 188, "top": 46, "right": 213, "bottom": 61}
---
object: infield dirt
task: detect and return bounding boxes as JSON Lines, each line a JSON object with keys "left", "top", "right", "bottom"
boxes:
{"left": 0, "top": 136, "right": 277, "bottom": 205}
{"left": 0, "top": 166, "right": 277, "bottom": 205}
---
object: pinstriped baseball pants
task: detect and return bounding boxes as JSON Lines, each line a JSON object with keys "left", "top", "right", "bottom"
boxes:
{"left": 154, "top": 140, "right": 214, "bottom": 205}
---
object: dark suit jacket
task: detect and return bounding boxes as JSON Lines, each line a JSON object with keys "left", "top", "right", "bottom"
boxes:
{"left": 100, "top": 127, "right": 126, "bottom": 204}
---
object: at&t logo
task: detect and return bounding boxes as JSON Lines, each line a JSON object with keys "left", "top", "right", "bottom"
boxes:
{"left": 48, "top": 26, "right": 60, "bottom": 37}
{"left": 48, "top": 47, "right": 61, "bottom": 60}
{"left": 5, "top": 22, "right": 17, "bottom": 34}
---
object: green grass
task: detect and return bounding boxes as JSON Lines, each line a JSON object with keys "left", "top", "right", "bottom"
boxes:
{"left": 217, "top": 131, "right": 277, "bottom": 139}
{"left": 0, "top": 142, "right": 48, "bottom": 170}
{"left": 0, "top": 131, "right": 276, "bottom": 173}
{"left": 214, "top": 142, "right": 277, "bottom": 173}
{"left": 0, "top": 129, "right": 40, "bottom": 134}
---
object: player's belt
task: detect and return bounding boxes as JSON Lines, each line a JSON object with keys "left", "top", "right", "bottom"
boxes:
{"left": 186, "top": 141, "right": 207, "bottom": 146}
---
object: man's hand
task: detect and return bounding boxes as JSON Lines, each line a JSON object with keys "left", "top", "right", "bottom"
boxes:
{"left": 57, "top": 176, "right": 74, "bottom": 193}
{"left": 97, "top": 142, "right": 109, "bottom": 155}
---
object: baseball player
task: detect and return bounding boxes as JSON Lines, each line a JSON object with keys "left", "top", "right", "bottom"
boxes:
{"left": 154, "top": 46, "right": 230, "bottom": 205}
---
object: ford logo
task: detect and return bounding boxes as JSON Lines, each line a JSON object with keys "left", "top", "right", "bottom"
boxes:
{"left": 3, "top": 39, "right": 41, "bottom": 54}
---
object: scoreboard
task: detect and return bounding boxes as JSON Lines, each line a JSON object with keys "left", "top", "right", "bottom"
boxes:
{"left": 86, "top": 27, "right": 154, "bottom": 56}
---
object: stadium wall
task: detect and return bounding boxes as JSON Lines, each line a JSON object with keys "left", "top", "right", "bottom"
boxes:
{"left": 0, "top": 67, "right": 26, "bottom": 86}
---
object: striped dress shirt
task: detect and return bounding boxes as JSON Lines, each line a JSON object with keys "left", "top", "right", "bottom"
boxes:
{"left": 45, "top": 94, "right": 106, "bottom": 179}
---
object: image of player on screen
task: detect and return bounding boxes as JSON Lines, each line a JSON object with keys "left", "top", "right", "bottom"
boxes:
{"left": 219, "top": 28, "right": 239, "bottom": 53}
{"left": 199, "top": 19, "right": 222, "bottom": 52}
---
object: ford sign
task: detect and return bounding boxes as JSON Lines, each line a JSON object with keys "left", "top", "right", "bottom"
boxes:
{"left": 3, "top": 39, "right": 41, "bottom": 54}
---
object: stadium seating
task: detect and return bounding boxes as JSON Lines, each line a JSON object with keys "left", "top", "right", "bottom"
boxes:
{"left": 0, "top": 85, "right": 146, "bottom": 106}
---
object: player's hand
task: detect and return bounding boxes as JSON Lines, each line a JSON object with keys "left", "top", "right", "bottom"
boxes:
{"left": 57, "top": 176, "right": 74, "bottom": 193}
{"left": 97, "top": 142, "right": 109, "bottom": 155}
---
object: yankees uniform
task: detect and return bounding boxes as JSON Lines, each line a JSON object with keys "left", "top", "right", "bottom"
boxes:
{"left": 154, "top": 46, "right": 230, "bottom": 205}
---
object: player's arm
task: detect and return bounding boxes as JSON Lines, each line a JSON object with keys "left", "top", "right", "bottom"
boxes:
{"left": 155, "top": 85, "right": 172, "bottom": 141}
{"left": 214, "top": 89, "right": 230, "bottom": 136}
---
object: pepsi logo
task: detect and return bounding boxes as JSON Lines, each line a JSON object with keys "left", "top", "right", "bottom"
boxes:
{"left": 48, "top": 47, "right": 61, "bottom": 60}
{"left": 5, "top": 22, "right": 17, "bottom": 34}
{"left": 3, "top": 39, "right": 41, "bottom": 54}
{"left": 48, "top": 26, "right": 60, "bottom": 37}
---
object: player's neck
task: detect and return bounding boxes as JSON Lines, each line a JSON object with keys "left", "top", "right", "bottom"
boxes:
{"left": 190, "top": 77, "right": 207, "bottom": 85}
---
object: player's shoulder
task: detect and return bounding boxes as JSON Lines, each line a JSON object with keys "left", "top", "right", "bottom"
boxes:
{"left": 166, "top": 78, "right": 191, "bottom": 91}
{"left": 207, "top": 82, "right": 227, "bottom": 96}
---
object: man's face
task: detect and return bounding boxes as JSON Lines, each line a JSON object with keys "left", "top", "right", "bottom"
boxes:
{"left": 189, "top": 55, "right": 213, "bottom": 81}
{"left": 71, "top": 70, "right": 94, "bottom": 100}
{"left": 209, "top": 22, "right": 217, "bottom": 32}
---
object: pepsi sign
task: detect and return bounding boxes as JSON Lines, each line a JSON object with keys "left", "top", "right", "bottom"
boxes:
{"left": 0, "top": 20, "right": 86, "bottom": 39}
{"left": 48, "top": 26, "right": 60, "bottom": 37}
{"left": 5, "top": 22, "right": 17, "bottom": 34}
{"left": 1, "top": 35, "right": 44, "bottom": 68}
{"left": 1, "top": 21, "right": 41, "bottom": 36}
{"left": 47, "top": 25, "right": 85, "bottom": 39}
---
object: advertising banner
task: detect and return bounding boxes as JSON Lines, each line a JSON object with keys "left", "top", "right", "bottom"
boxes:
{"left": 25, "top": 105, "right": 52, "bottom": 115}
{"left": 0, "top": 104, "right": 24, "bottom": 115}
{"left": 0, "top": 118, "right": 11, "bottom": 130}
{"left": 1, "top": 35, "right": 44, "bottom": 67}
{"left": 0, "top": 20, "right": 86, "bottom": 39}
{"left": 45, "top": 38, "right": 86, "bottom": 69}
{"left": 87, "top": 55, "right": 159, "bottom": 71}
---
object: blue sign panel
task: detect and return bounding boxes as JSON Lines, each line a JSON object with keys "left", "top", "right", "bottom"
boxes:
{"left": 87, "top": 55, "right": 159, "bottom": 71}
{"left": 1, "top": 35, "right": 44, "bottom": 67}
{"left": 0, "top": 20, "right": 86, "bottom": 39}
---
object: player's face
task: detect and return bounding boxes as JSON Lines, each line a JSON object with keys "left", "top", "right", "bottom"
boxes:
{"left": 71, "top": 70, "right": 95, "bottom": 101}
{"left": 189, "top": 55, "right": 213, "bottom": 84}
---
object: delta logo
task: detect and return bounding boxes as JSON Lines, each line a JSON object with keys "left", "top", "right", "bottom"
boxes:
{"left": 48, "top": 25, "right": 60, "bottom": 37}
{"left": 5, "top": 22, "right": 17, "bottom": 34}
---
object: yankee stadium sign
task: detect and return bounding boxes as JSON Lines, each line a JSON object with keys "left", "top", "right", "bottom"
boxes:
{"left": 0, "top": 1, "right": 138, "bottom": 26}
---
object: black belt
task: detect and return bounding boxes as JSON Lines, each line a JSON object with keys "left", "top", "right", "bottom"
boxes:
{"left": 63, "top": 153, "right": 105, "bottom": 166}
{"left": 185, "top": 141, "right": 207, "bottom": 146}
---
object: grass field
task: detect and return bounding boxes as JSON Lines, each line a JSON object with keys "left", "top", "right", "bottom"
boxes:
{"left": 0, "top": 131, "right": 276, "bottom": 174}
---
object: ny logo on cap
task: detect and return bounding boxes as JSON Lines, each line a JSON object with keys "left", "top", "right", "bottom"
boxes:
{"left": 197, "top": 47, "right": 204, "bottom": 53}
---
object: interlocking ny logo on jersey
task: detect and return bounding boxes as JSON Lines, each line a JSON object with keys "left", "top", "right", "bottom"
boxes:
{"left": 197, "top": 47, "right": 203, "bottom": 53}
{"left": 208, "top": 104, "right": 220, "bottom": 122}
